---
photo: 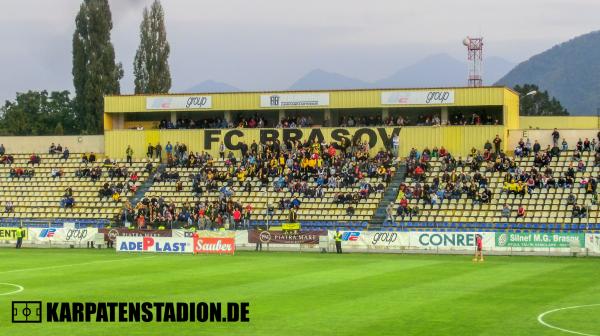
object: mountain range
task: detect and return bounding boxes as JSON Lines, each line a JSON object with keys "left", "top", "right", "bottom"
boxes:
{"left": 181, "top": 30, "right": 600, "bottom": 116}
{"left": 496, "top": 30, "right": 600, "bottom": 115}
{"left": 183, "top": 53, "right": 515, "bottom": 93}
{"left": 185, "top": 80, "right": 240, "bottom": 93}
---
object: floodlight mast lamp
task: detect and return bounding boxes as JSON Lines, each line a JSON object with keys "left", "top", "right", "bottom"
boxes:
{"left": 463, "top": 36, "right": 483, "bottom": 87}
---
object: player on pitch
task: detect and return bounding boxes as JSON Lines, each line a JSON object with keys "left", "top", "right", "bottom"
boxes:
{"left": 473, "top": 234, "right": 484, "bottom": 262}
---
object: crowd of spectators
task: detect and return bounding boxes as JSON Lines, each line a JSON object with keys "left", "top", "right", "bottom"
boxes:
{"left": 129, "top": 133, "right": 394, "bottom": 228}
{"left": 400, "top": 130, "right": 600, "bottom": 222}
{"left": 121, "top": 194, "right": 253, "bottom": 230}
{"left": 150, "top": 111, "right": 502, "bottom": 130}
{"left": 159, "top": 117, "right": 229, "bottom": 130}
{"left": 276, "top": 116, "right": 312, "bottom": 128}
{"left": 448, "top": 112, "right": 500, "bottom": 126}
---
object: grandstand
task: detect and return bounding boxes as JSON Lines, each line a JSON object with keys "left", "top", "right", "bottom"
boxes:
{"left": 0, "top": 152, "right": 154, "bottom": 224}
{"left": 143, "top": 160, "right": 391, "bottom": 230}
{"left": 390, "top": 146, "right": 600, "bottom": 231}
{"left": 2, "top": 86, "right": 600, "bottom": 232}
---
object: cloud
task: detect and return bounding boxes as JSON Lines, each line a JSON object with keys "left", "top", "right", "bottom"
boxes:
{"left": 0, "top": 0, "right": 599, "bottom": 103}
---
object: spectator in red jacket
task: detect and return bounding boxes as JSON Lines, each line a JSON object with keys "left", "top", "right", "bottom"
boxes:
{"left": 414, "top": 165, "right": 425, "bottom": 182}
{"left": 439, "top": 146, "right": 447, "bottom": 157}
{"left": 28, "top": 154, "right": 40, "bottom": 166}
{"left": 232, "top": 208, "right": 242, "bottom": 229}
{"left": 516, "top": 205, "right": 526, "bottom": 218}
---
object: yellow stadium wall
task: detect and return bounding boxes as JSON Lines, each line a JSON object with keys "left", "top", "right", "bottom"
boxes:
{"left": 519, "top": 116, "right": 600, "bottom": 129}
{"left": 123, "top": 121, "right": 160, "bottom": 129}
{"left": 105, "top": 127, "right": 403, "bottom": 159}
{"left": 104, "top": 126, "right": 505, "bottom": 159}
{"left": 508, "top": 129, "right": 599, "bottom": 151}
{"left": 0, "top": 135, "right": 104, "bottom": 154}
{"left": 398, "top": 126, "right": 505, "bottom": 157}
{"left": 105, "top": 87, "right": 517, "bottom": 113}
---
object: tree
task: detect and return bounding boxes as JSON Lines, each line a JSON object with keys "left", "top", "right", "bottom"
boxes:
{"left": 134, "top": 0, "right": 171, "bottom": 94}
{"left": 72, "top": 0, "right": 123, "bottom": 134}
{"left": 514, "top": 84, "right": 569, "bottom": 116}
{"left": 0, "top": 91, "right": 77, "bottom": 136}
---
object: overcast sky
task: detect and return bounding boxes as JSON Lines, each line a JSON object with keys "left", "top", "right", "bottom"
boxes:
{"left": 0, "top": 0, "right": 598, "bottom": 103}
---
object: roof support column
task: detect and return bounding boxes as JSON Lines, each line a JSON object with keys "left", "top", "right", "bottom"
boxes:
{"left": 224, "top": 110, "right": 232, "bottom": 124}
{"left": 170, "top": 111, "right": 177, "bottom": 125}
{"left": 382, "top": 108, "right": 389, "bottom": 124}
{"left": 441, "top": 107, "right": 448, "bottom": 125}
{"left": 324, "top": 109, "right": 332, "bottom": 127}
{"left": 278, "top": 109, "right": 286, "bottom": 122}
{"left": 116, "top": 113, "right": 124, "bottom": 129}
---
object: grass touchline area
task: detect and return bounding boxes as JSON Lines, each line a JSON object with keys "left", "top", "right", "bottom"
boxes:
{"left": 0, "top": 249, "right": 599, "bottom": 336}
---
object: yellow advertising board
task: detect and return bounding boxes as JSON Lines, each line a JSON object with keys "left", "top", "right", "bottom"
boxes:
{"left": 281, "top": 223, "right": 301, "bottom": 230}
{"left": 0, "top": 227, "right": 28, "bottom": 240}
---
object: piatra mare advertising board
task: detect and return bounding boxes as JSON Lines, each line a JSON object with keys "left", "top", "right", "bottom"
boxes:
{"left": 381, "top": 90, "right": 455, "bottom": 105}
{"left": 99, "top": 228, "right": 172, "bottom": 242}
{"left": 202, "top": 127, "right": 401, "bottom": 152}
{"left": 248, "top": 230, "right": 326, "bottom": 244}
{"left": 146, "top": 96, "right": 212, "bottom": 110}
{"left": 28, "top": 228, "right": 99, "bottom": 244}
{"left": 495, "top": 232, "right": 584, "bottom": 248}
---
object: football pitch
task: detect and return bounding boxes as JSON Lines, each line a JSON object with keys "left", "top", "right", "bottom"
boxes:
{"left": 0, "top": 249, "right": 599, "bottom": 336}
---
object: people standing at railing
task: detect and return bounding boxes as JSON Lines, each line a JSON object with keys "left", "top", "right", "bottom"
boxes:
{"left": 243, "top": 206, "right": 252, "bottom": 229}
{"left": 147, "top": 143, "right": 154, "bottom": 159}
{"left": 126, "top": 146, "right": 133, "bottom": 166}
{"left": 155, "top": 143, "right": 162, "bottom": 160}
{"left": 386, "top": 203, "right": 395, "bottom": 225}
{"left": 552, "top": 128, "right": 560, "bottom": 147}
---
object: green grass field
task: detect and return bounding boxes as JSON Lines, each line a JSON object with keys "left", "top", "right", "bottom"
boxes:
{"left": 0, "top": 249, "right": 599, "bottom": 336}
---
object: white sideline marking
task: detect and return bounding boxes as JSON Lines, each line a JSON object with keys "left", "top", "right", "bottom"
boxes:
{"left": 0, "top": 283, "right": 24, "bottom": 295}
{"left": 0, "top": 256, "right": 156, "bottom": 275}
{"left": 537, "top": 304, "right": 600, "bottom": 336}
